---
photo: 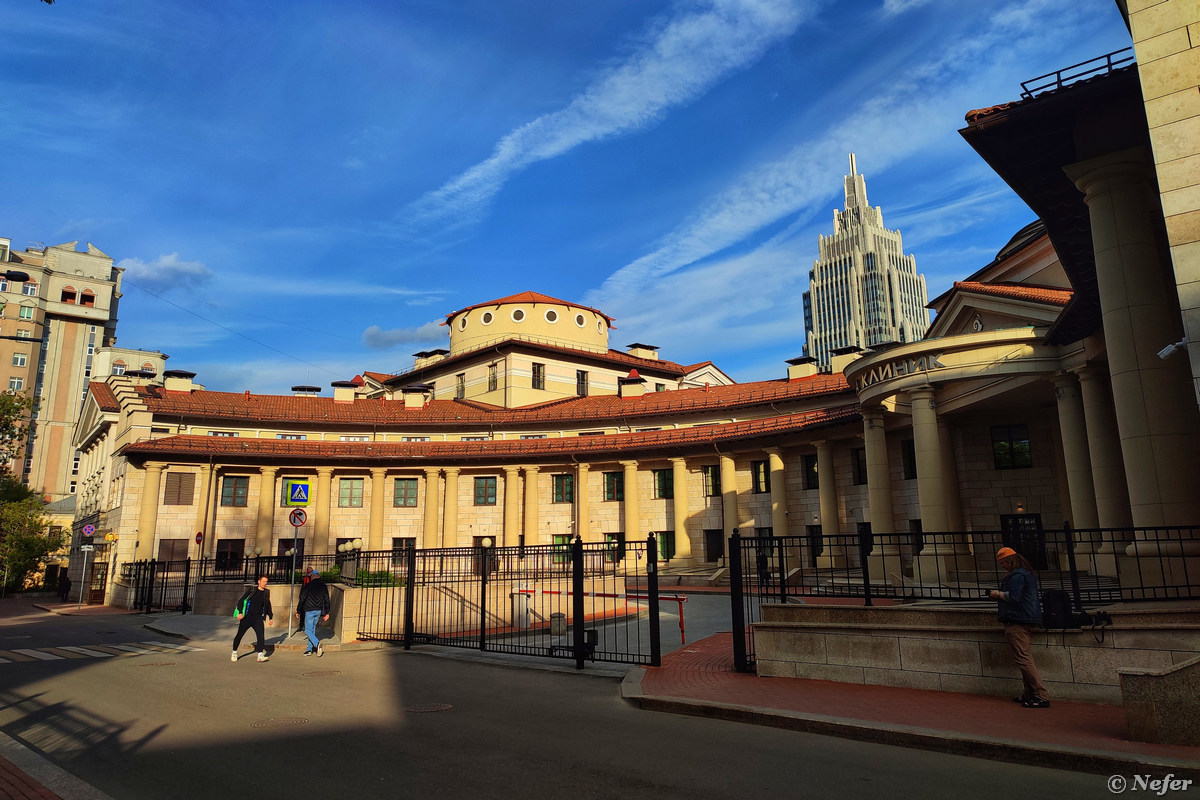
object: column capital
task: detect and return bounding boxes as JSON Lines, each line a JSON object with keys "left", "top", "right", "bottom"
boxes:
{"left": 143, "top": 461, "right": 166, "bottom": 473}
{"left": 260, "top": 465, "right": 278, "bottom": 475}
{"left": 1064, "top": 146, "right": 1153, "bottom": 201}
{"left": 908, "top": 386, "right": 936, "bottom": 403}
{"left": 522, "top": 464, "right": 539, "bottom": 475}
{"left": 503, "top": 465, "right": 520, "bottom": 475}
{"left": 443, "top": 466, "right": 461, "bottom": 476}
{"left": 763, "top": 446, "right": 783, "bottom": 457}
{"left": 316, "top": 466, "right": 334, "bottom": 476}
{"left": 620, "top": 460, "right": 639, "bottom": 469}
{"left": 669, "top": 456, "right": 687, "bottom": 465}
{"left": 1052, "top": 370, "right": 1081, "bottom": 395}
{"left": 424, "top": 466, "right": 440, "bottom": 477}
{"left": 370, "top": 466, "right": 387, "bottom": 477}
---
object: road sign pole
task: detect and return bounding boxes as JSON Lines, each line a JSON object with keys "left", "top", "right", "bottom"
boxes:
{"left": 289, "top": 525, "right": 299, "bottom": 638}
{"left": 77, "top": 548, "right": 90, "bottom": 610}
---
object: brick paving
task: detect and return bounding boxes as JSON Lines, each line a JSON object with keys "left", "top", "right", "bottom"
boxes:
{"left": 636, "top": 632, "right": 1200, "bottom": 772}
{"left": 0, "top": 756, "right": 62, "bottom": 800}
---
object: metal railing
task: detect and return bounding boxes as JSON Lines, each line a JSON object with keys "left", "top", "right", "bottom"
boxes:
{"left": 1020, "top": 47, "right": 1135, "bottom": 99}
{"left": 730, "top": 524, "right": 1200, "bottom": 671}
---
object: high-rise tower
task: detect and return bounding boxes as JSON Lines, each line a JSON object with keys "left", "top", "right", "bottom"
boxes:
{"left": 802, "top": 155, "right": 929, "bottom": 371}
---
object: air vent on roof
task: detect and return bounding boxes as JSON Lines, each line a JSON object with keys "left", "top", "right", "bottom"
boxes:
{"left": 292, "top": 385, "right": 321, "bottom": 397}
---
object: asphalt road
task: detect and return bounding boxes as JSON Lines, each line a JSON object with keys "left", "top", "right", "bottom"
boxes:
{"left": 1, "top": 599, "right": 1113, "bottom": 800}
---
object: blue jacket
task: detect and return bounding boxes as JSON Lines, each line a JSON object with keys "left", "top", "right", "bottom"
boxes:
{"left": 997, "top": 567, "right": 1043, "bottom": 625}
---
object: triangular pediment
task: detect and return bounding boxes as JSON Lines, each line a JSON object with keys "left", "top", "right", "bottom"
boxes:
{"left": 928, "top": 282, "right": 1071, "bottom": 339}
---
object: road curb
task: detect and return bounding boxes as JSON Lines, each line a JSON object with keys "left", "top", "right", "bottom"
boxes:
{"left": 0, "top": 731, "right": 114, "bottom": 800}
{"left": 619, "top": 668, "right": 1200, "bottom": 778}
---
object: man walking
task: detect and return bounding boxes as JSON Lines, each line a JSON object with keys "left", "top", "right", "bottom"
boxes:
{"left": 232, "top": 575, "right": 274, "bottom": 663}
{"left": 296, "top": 566, "right": 330, "bottom": 657}
{"left": 989, "top": 547, "right": 1049, "bottom": 708}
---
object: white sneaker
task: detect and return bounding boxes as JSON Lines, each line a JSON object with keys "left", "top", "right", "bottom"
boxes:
{"left": 231, "top": 650, "right": 238, "bottom": 662}
{"left": 317, "top": 644, "right": 324, "bottom": 658}
{"left": 257, "top": 652, "right": 269, "bottom": 662}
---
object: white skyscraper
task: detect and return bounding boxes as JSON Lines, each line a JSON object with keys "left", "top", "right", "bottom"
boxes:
{"left": 802, "top": 155, "right": 930, "bottom": 371}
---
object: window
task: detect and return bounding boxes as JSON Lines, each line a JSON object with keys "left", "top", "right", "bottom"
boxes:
{"left": 16, "top": 329, "right": 30, "bottom": 338}
{"left": 391, "top": 537, "right": 416, "bottom": 566}
{"left": 755, "top": 526, "right": 773, "bottom": 537}
{"left": 141, "top": 362, "right": 156, "bottom": 373}
{"left": 520, "top": 434, "right": 546, "bottom": 439}
{"left": 22, "top": 282, "right": 37, "bottom": 296}
{"left": 487, "top": 364, "right": 498, "bottom": 392}
{"left": 552, "top": 474, "right": 574, "bottom": 504}
{"left": 655, "top": 383, "right": 666, "bottom": 392}
{"left": 656, "top": 530, "right": 676, "bottom": 560}
{"left": 455, "top": 373, "right": 465, "bottom": 399}
{"left": 339, "top": 477, "right": 364, "bottom": 507}
{"left": 11, "top": 353, "right": 26, "bottom": 367}
{"left": 576, "top": 370, "right": 588, "bottom": 397}
{"left": 0, "top": 303, "right": 5, "bottom": 316}
{"left": 704, "top": 529, "right": 724, "bottom": 561}
{"left": 18, "top": 306, "right": 33, "bottom": 320}
{"left": 8, "top": 377, "right": 22, "bottom": 391}
{"left": 340, "top": 435, "right": 369, "bottom": 442}
{"left": 474, "top": 476, "right": 497, "bottom": 505}
{"left": 157, "top": 539, "right": 189, "bottom": 562}
{"left": 393, "top": 477, "right": 418, "bottom": 507}
{"left": 802, "top": 454, "right": 819, "bottom": 490}
{"left": 604, "top": 532, "right": 626, "bottom": 562}
{"left": 511, "top": 308, "right": 525, "bottom": 322}
{"left": 220, "top": 476, "right": 249, "bottom": 507}
{"left": 901, "top": 439, "right": 917, "bottom": 480}
{"left": 151, "top": 427, "right": 171, "bottom": 434}
{"left": 276, "top": 433, "right": 306, "bottom": 440}
{"left": 532, "top": 363, "right": 545, "bottom": 390}
{"left": 278, "top": 539, "right": 305, "bottom": 561}
{"left": 552, "top": 534, "right": 572, "bottom": 564}
{"left": 71, "top": 454, "right": 80, "bottom": 475}
{"left": 112, "top": 360, "right": 126, "bottom": 375}
{"left": 163, "top": 472, "right": 196, "bottom": 505}
{"left": 216, "top": 539, "right": 245, "bottom": 571}
{"left": 68, "top": 481, "right": 76, "bottom": 493}
{"left": 209, "top": 430, "right": 238, "bottom": 437}
{"left": 702, "top": 465, "right": 721, "bottom": 497}
{"left": 751, "top": 460, "right": 770, "bottom": 494}
{"left": 635, "top": 427, "right": 661, "bottom": 432}
{"left": 603, "top": 471, "right": 624, "bottom": 501}
{"left": 60, "top": 287, "right": 77, "bottom": 304}
{"left": 544, "top": 309, "right": 558, "bottom": 323}
{"left": 992, "top": 424, "right": 1032, "bottom": 469}
{"left": 653, "top": 469, "right": 673, "bottom": 499}
{"left": 281, "top": 478, "right": 310, "bottom": 506}
{"left": 462, "top": 435, "right": 488, "bottom": 442}
{"left": 80, "top": 290, "right": 95, "bottom": 307}
{"left": 402, "top": 436, "right": 430, "bottom": 442}
{"left": 0, "top": 278, "right": 7, "bottom": 292}
{"left": 851, "top": 447, "right": 867, "bottom": 485}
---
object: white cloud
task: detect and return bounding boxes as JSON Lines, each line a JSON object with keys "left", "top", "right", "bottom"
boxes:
{"left": 361, "top": 321, "right": 448, "bottom": 350}
{"left": 400, "top": 0, "right": 814, "bottom": 237}
{"left": 343, "top": 157, "right": 366, "bottom": 170}
{"left": 882, "top": 0, "right": 934, "bottom": 15}
{"left": 117, "top": 252, "right": 213, "bottom": 293}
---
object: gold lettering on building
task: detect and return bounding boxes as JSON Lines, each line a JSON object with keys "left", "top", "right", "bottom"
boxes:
{"left": 857, "top": 353, "right": 945, "bottom": 390}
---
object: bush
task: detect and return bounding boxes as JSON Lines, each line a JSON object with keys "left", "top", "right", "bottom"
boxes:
{"left": 356, "top": 568, "right": 403, "bottom": 587}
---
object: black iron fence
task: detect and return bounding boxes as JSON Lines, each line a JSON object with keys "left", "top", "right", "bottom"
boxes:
{"left": 124, "top": 559, "right": 193, "bottom": 614}
{"left": 730, "top": 524, "right": 1200, "bottom": 671}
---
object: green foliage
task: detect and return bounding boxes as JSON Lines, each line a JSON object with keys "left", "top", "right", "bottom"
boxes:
{"left": 0, "top": 392, "right": 33, "bottom": 475}
{"left": 292, "top": 564, "right": 341, "bottom": 583}
{"left": 0, "top": 472, "right": 37, "bottom": 504}
{"left": 356, "top": 568, "right": 403, "bottom": 587}
{"left": 0, "top": 497, "right": 59, "bottom": 591}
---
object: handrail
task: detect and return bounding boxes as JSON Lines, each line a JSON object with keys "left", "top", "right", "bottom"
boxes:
{"left": 1020, "top": 48, "right": 1134, "bottom": 99}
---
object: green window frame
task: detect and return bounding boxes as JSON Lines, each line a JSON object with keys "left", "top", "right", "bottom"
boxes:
{"left": 552, "top": 474, "right": 574, "bottom": 504}
{"left": 652, "top": 469, "right": 673, "bottom": 500}
{"left": 474, "top": 476, "right": 497, "bottom": 506}
{"left": 702, "top": 465, "right": 721, "bottom": 497}
{"left": 751, "top": 460, "right": 770, "bottom": 494}
{"left": 802, "top": 454, "right": 819, "bottom": 490}
{"left": 532, "top": 362, "right": 545, "bottom": 390}
{"left": 220, "top": 476, "right": 249, "bottom": 507}
{"left": 603, "top": 471, "right": 623, "bottom": 501}
{"left": 992, "top": 424, "right": 1032, "bottom": 470}
{"left": 338, "top": 477, "right": 364, "bottom": 508}
{"left": 656, "top": 530, "right": 676, "bottom": 560}
{"left": 393, "top": 477, "right": 418, "bottom": 507}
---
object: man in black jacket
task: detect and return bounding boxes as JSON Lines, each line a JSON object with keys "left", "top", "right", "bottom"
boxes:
{"left": 232, "top": 575, "right": 274, "bottom": 662}
{"left": 296, "top": 568, "right": 330, "bottom": 657}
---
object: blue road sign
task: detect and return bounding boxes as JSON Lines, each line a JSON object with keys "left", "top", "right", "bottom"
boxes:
{"left": 287, "top": 481, "right": 310, "bottom": 504}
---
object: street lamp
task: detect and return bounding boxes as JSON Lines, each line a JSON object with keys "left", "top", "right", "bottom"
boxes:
{"left": 3, "top": 270, "right": 30, "bottom": 282}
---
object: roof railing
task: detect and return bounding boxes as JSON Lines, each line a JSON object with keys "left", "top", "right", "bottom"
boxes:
{"left": 1020, "top": 47, "right": 1135, "bottom": 100}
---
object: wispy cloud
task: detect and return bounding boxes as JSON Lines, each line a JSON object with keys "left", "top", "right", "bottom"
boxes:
{"left": 882, "top": 0, "right": 934, "bottom": 15}
{"left": 400, "top": 0, "right": 814, "bottom": 238}
{"left": 117, "top": 253, "right": 213, "bottom": 293}
{"left": 362, "top": 321, "right": 448, "bottom": 350}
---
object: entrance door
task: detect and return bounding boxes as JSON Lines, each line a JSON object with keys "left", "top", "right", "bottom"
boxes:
{"left": 1000, "top": 514, "right": 1047, "bottom": 569}
{"left": 87, "top": 563, "right": 108, "bottom": 605}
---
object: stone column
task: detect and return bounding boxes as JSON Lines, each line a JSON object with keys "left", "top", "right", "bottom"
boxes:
{"left": 670, "top": 457, "right": 691, "bottom": 561}
{"left": 135, "top": 462, "right": 164, "bottom": 560}
{"left": 862, "top": 409, "right": 900, "bottom": 581}
{"left": 766, "top": 447, "right": 795, "bottom": 578}
{"left": 910, "top": 388, "right": 947, "bottom": 534}
{"left": 443, "top": 468, "right": 460, "bottom": 547}
{"left": 313, "top": 467, "right": 333, "bottom": 555}
{"left": 576, "top": 462, "right": 590, "bottom": 542}
{"left": 503, "top": 466, "right": 521, "bottom": 547}
{"left": 1053, "top": 372, "right": 1100, "bottom": 532}
{"left": 193, "top": 463, "right": 214, "bottom": 556}
{"left": 523, "top": 466, "right": 539, "bottom": 543}
{"left": 621, "top": 460, "right": 640, "bottom": 542}
{"left": 1076, "top": 365, "right": 1133, "bottom": 531}
{"left": 1068, "top": 150, "right": 1200, "bottom": 529}
{"left": 719, "top": 454, "right": 738, "bottom": 538}
{"left": 814, "top": 440, "right": 843, "bottom": 567}
{"left": 255, "top": 466, "right": 278, "bottom": 550}
{"left": 938, "top": 420, "right": 964, "bottom": 533}
{"left": 369, "top": 467, "right": 387, "bottom": 552}
{"left": 422, "top": 468, "right": 441, "bottom": 549}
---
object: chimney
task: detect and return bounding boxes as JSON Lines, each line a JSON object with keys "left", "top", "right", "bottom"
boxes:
{"left": 785, "top": 356, "right": 819, "bottom": 380}
{"left": 291, "top": 385, "right": 322, "bottom": 398}
{"left": 162, "top": 369, "right": 201, "bottom": 392}
{"left": 618, "top": 368, "right": 647, "bottom": 398}
{"left": 331, "top": 380, "right": 357, "bottom": 403}
{"left": 626, "top": 342, "right": 659, "bottom": 360}
{"left": 402, "top": 383, "right": 433, "bottom": 409}
{"left": 412, "top": 349, "right": 449, "bottom": 370}
{"left": 829, "top": 345, "right": 863, "bottom": 375}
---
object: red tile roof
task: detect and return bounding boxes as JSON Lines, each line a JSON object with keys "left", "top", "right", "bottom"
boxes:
{"left": 952, "top": 281, "right": 1073, "bottom": 306}
{"left": 118, "top": 372, "right": 852, "bottom": 428}
{"left": 443, "top": 291, "right": 616, "bottom": 326}
{"left": 88, "top": 381, "right": 120, "bottom": 412}
{"left": 119, "top": 404, "right": 861, "bottom": 461}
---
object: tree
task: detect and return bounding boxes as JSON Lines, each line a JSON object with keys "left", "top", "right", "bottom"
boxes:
{"left": 0, "top": 497, "right": 61, "bottom": 592}
{"left": 0, "top": 391, "right": 33, "bottom": 473}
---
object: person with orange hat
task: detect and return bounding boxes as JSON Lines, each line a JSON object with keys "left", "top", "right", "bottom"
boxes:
{"left": 989, "top": 547, "right": 1049, "bottom": 708}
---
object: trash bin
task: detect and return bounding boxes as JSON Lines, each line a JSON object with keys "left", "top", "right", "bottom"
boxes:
{"left": 549, "top": 611, "right": 567, "bottom": 636}
{"left": 511, "top": 591, "right": 530, "bottom": 629}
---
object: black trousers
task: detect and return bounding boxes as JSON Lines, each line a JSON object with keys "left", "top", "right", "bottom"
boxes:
{"left": 233, "top": 616, "right": 266, "bottom": 652}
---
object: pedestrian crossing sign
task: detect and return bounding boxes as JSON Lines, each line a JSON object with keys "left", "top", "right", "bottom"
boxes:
{"left": 283, "top": 479, "right": 310, "bottom": 506}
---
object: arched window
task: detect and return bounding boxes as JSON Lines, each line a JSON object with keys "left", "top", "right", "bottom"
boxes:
{"left": 112, "top": 360, "right": 126, "bottom": 376}
{"left": 141, "top": 362, "right": 156, "bottom": 374}
{"left": 22, "top": 281, "right": 38, "bottom": 297}
{"left": 60, "top": 286, "right": 77, "bottom": 304}
{"left": 79, "top": 289, "right": 96, "bottom": 307}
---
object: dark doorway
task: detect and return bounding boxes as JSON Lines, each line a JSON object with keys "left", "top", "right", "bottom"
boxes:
{"left": 1000, "top": 513, "right": 1047, "bottom": 569}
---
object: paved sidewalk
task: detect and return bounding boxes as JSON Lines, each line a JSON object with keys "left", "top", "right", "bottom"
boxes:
{"left": 623, "top": 632, "right": 1200, "bottom": 777}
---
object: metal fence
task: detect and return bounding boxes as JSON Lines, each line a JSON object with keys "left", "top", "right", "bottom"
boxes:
{"left": 123, "top": 559, "right": 193, "bottom": 613}
{"left": 357, "top": 536, "right": 662, "bottom": 668}
{"left": 730, "top": 524, "right": 1200, "bottom": 671}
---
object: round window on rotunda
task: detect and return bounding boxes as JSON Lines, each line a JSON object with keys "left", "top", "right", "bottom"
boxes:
{"left": 482, "top": 311, "right": 494, "bottom": 325}
{"left": 512, "top": 308, "right": 526, "bottom": 322}
{"left": 544, "top": 309, "right": 558, "bottom": 323}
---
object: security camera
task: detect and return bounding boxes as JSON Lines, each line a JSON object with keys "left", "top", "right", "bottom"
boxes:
{"left": 1158, "top": 338, "right": 1188, "bottom": 360}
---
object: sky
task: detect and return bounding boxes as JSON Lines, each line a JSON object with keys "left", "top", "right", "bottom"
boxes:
{"left": 2, "top": 0, "right": 1133, "bottom": 394}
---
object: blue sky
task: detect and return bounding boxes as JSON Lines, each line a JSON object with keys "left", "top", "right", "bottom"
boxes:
{"left": 2, "top": 0, "right": 1132, "bottom": 394}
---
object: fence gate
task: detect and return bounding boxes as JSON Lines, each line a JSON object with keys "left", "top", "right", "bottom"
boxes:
{"left": 356, "top": 536, "right": 661, "bottom": 668}
{"left": 127, "top": 559, "right": 193, "bottom": 614}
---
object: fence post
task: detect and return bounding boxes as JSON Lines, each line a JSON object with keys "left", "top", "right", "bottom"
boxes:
{"left": 478, "top": 542, "right": 490, "bottom": 653}
{"left": 145, "top": 559, "right": 158, "bottom": 615}
{"left": 647, "top": 534, "right": 661, "bottom": 668}
{"left": 1063, "top": 521, "right": 1084, "bottom": 614}
{"left": 775, "top": 534, "right": 788, "bottom": 605}
{"left": 572, "top": 535, "right": 586, "bottom": 670}
{"left": 859, "top": 530, "right": 873, "bottom": 607}
{"left": 729, "top": 531, "right": 748, "bottom": 672}
{"left": 403, "top": 545, "right": 417, "bottom": 650}
{"left": 181, "top": 558, "right": 192, "bottom": 615}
